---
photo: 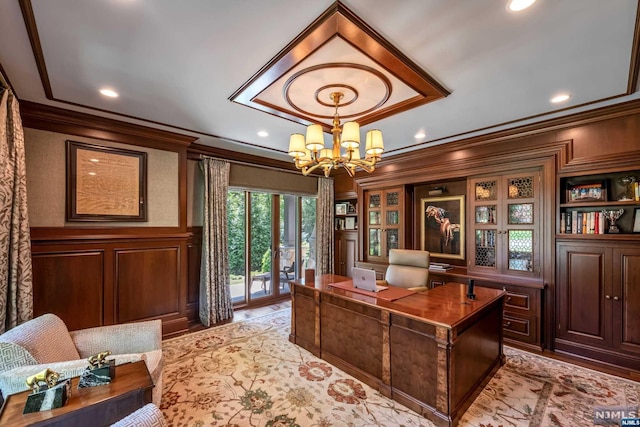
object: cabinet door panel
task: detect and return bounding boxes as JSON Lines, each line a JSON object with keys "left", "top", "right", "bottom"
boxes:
{"left": 344, "top": 234, "right": 357, "bottom": 278}
{"left": 613, "top": 248, "right": 640, "bottom": 354}
{"left": 364, "top": 188, "right": 404, "bottom": 263}
{"left": 557, "top": 245, "right": 608, "bottom": 346}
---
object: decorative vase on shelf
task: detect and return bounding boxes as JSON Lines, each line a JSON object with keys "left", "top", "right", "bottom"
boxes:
{"left": 617, "top": 176, "right": 636, "bottom": 201}
{"left": 601, "top": 208, "right": 624, "bottom": 233}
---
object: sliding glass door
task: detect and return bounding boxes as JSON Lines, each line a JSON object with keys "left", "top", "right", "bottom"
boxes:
{"left": 228, "top": 190, "right": 315, "bottom": 307}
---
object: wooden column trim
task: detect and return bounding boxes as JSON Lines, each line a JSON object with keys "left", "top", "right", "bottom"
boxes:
{"left": 314, "top": 290, "right": 321, "bottom": 351}
{"left": 381, "top": 310, "right": 391, "bottom": 385}
{"left": 435, "top": 326, "right": 450, "bottom": 414}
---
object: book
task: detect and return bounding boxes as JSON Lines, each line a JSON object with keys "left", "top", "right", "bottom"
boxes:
{"left": 429, "top": 266, "right": 453, "bottom": 271}
{"left": 576, "top": 212, "right": 584, "bottom": 234}
{"left": 430, "top": 262, "right": 451, "bottom": 268}
{"left": 429, "top": 262, "right": 453, "bottom": 271}
{"left": 560, "top": 213, "right": 566, "bottom": 234}
{"left": 571, "top": 211, "right": 578, "bottom": 234}
{"left": 598, "top": 211, "right": 605, "bottom": 234}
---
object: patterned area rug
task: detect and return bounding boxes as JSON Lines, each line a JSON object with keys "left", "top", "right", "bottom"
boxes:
{"left": 161, "top": 310, "right": 640, "bottom": 427}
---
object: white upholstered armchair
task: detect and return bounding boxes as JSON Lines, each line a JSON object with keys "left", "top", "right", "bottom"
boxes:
{"left": 377, "top": 249, "right": 430, "bottom": 291}
{"left": 0, "top": 313, "right": 163, "bottom": 406}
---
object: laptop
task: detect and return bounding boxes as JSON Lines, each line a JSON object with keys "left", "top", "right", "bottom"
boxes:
{"left": 352, "top": 267, "right": 388, "bottom": 292}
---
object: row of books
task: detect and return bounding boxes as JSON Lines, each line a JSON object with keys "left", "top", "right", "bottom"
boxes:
{"left": 560, "top": 211, "right": 606, "bottom": 234}
{"left": 429, "top": 262, "right": 453, "bottom": 271}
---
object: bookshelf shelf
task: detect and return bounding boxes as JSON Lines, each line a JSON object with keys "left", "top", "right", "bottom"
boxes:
{"left": 559, "top": 170, "right": 640, "bottom": 235}
{"left": 556, "top": 233, "right": 640, "bottom": 240}
{"left": 560, "top": 200, "right": 639, "bottom": 208}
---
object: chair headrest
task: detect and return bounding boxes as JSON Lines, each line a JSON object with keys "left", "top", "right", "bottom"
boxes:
{"left": 388, "top": 249, "right": 430, "bottom": 269}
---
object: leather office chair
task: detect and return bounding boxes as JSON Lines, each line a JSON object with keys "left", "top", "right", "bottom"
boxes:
{"left": 377, "top": 249, "right": 430, "bottom": 291}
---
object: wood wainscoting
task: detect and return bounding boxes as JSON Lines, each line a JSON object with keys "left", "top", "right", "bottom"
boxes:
{"left": 31, "top": 228, "right": 191, "bottom": 338}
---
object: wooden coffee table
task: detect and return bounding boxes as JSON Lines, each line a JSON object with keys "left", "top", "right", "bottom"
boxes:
{"left": 0, "top": 360, "right": 154, "bottom": 426}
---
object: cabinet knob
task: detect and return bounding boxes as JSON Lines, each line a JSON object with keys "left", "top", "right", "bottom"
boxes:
{"left": 503, "top": 321, "right": 512, "bottom": 328}
{"left": 605, "top": 295, "right": 611, "bottom": 299}
{"left": 613, "top": 296, "right": 620, "bottom": 301}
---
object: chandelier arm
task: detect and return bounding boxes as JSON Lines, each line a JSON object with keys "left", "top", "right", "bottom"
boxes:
{"left": 295, "top": 158, "right": 316, "bottom": 169}
{"left": 341, "top": 164, "right": 355, "bottom": 177}
{"left": 301, "top": 161, "right": 328, "bottom": 176}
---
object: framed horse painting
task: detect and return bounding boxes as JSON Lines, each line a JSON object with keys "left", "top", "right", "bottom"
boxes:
{"left": 420, "top": 195, "right": 465, "bottom": 260}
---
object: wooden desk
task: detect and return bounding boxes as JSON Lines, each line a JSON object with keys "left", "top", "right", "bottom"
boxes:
{"left": 289, "top": 274, "right": 505, "bottom": 427}
{"left": 0, "top": 361, "right": 154, "bottom": 427}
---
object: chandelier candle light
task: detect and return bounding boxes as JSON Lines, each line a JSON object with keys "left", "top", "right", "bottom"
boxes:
{"left": 288, "top": 92, "right": 384, "bottom": 177}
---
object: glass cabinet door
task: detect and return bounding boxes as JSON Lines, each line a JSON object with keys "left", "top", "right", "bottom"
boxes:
{"left": 472, "top": 179, "right": 499, "bottom": 270}
{"left": 367, "top": 191, "right": 383, "bottom": 257}
{"left": 468, "top": 172, "right": 540, "bottom": 278}
{"left": 505, "top": 175, "right": 536, "bottom": 273}
{"left": 365, "top": 188, "right": 404, "bottom": 262}
{"left": 384, "top": 190, "right": 401, "bottom": 257}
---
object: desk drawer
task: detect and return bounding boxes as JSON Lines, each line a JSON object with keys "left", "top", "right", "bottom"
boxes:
{"left": 503, "top": 315, "right": 529, "bottom": 336}
{"left": 503, "top": 314, "right": 538, "bottom": 346}
{"left": 504, "top": 292, "right": 530, "bottom": 311}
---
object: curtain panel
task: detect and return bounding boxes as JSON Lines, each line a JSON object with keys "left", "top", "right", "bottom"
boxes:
{"left": 316, "top": 177, "right": 334, "bottom": 275}
{"left": 0, "top": 87, "right": 33, "bottom": 333}
{"left": 199, "top": 158, "right": 233, "bottom": 326}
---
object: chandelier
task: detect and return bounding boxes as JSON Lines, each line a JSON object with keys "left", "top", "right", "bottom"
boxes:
{"left": 287, "top": 92, "right": 384, "bottom": 177}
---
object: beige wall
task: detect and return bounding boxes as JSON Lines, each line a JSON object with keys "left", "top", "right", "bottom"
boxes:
{"left": 25, "top": 128, "right": 179, "bottom": 227}
{"left": 187, "top": 159, "right": 204, "bottom": 227}
{"left": 187, "top": 159, "right": 319, "bottom": 227}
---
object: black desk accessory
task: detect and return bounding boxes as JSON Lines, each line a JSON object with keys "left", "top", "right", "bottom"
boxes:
{"left": 467, "top": 279, "right": 476, "bottom": 300}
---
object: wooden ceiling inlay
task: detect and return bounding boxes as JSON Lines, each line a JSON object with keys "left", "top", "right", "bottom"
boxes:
{"left": 229, "top": 1, "right": 449, "bottom": 131}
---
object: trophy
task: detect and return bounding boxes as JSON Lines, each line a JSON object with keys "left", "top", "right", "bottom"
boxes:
{"left": 78, "top": 350, "right": 115, "bottom": 388}
{"left": 23, "top": 368, "right": 71, "bottom": 413}
{"left": 601, "top": 208, "right": 624, "bottom": 233}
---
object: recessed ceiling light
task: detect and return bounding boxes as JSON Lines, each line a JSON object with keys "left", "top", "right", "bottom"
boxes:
{"left": 99, "top": 88, "right": 119, "bottom": 98}
{"left": 257, "top": 131, "right": 269, "bottom": 137}
{"left": 414, "top": 131, "right": 426, "bottom": 139}
{"left": 506, "top": 0, "right": 536, "bottom": 12}
{"left": 551, "top": 93, "right": 571, "bottom": 104}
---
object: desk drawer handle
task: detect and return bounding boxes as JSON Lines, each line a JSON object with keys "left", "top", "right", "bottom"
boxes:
{"left": 503, "top": 321, "right": 512, "bottom": 328}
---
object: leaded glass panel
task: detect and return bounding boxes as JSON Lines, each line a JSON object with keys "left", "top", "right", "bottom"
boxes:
{"left": 369, "top": 194, "right": 381, "bottom": 208}
{"left": 508, "top": 203, "right": 533, "bottom": 224}
{"left": 475, "top": 181, "right": 497, "bottom": 200}
{"left": 475, "top": 230, "right": 496, "bottom": 267}
{"left": 386, "top": 191, "right": 399, "bottom": 207}
{"left": 386, "top": 210, "right": 399, "bottom": 225}
{"left": 475, "top": 205, "right": 497, "bottom": 224}
{"left": 508, "top": 230, "right": 533, "bottom": 271}
{"left": 369, "top": 211, "right": 380, "bottom": 225}
{"left": 387, "top": 229, "right": 399, "bottom": 255}
{"left": 369, "top": 229, "right": 381, "bottom": 257}
{"left": 507, "top": 176, "right": 534, "bottom": 199}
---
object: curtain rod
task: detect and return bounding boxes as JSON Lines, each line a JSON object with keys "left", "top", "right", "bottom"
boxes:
{"left": 196, "top": 154, "right": 330, "bottom": 179}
